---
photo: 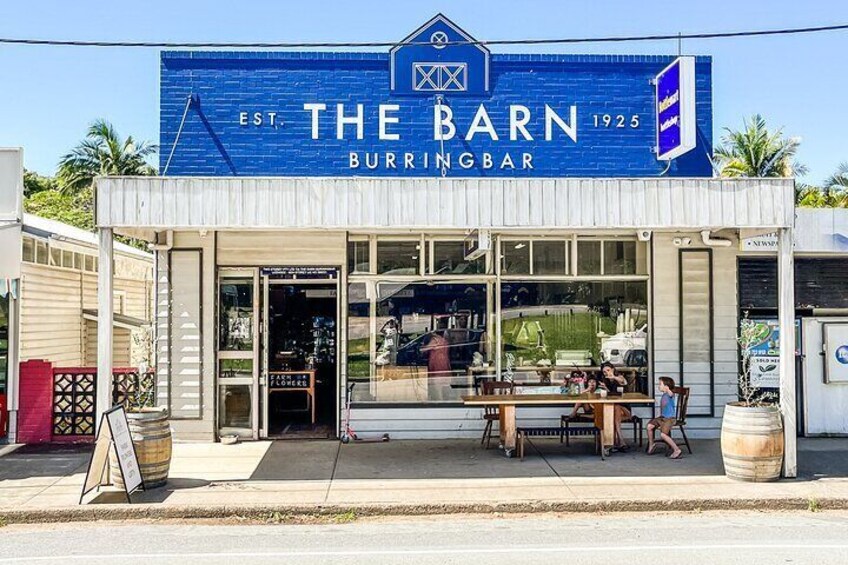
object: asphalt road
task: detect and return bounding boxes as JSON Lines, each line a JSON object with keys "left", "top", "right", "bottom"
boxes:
{"left": 1, "top": 511, "right": 847, "bottom": 564}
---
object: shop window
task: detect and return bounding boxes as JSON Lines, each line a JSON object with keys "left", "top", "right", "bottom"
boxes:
{"left": 348, "top": 240, "right": 371, "bottom": 274}
{"left": 603, "top": 241, "right": 644, "bottom": 275}
{"left": 577, "top": 241, "right": 601, "bottom": 275}
{"left": 50, "top": 246, "right": 62, "bottom": 267}
{"left": 84, "top": 255, "right": 96, "bottom": 272}
{"left": 35, "top": 241, "right": 48, "bottom": 265}
{"left": 218, "top": 279, "right": 254, "bottom": 351}
{"left": 350, "top": 282, "right": 489, "bottom": 403}
{"left": 73, "top": 252, "right": 83, "bottom": 270}
{"left": 218, "top": 384, "right": 252, "bottom": 429}
{"left": 500, "top": 281, "right": 648, "bottom": 375}
{"left": 432, "top": 240, "right": 485, "bottom": 275}
{"left": 376, "top": 240, "right": 421, "bottom": 275}
{"left": 62, "top": 250, "right": 74, "bottom": 269}
{"left": 501, "top": 240, "right": 530, "bottom": 274}
{"left": 533, "top": 240, "right": 568, "bottom": 275}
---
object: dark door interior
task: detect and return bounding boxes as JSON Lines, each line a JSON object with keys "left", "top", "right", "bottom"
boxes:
{"left": 266, "top": 283, "right": 337, "bottom": 437}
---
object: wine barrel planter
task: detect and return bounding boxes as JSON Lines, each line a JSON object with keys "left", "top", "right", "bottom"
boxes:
{"left": 110, "top": 407, "right": 172, "bottom": 489}
{"left": 720, "top": 403, "right": 784, "bottom": 482}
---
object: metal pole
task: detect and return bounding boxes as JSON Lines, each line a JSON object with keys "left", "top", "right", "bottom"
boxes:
{"left": 96, "top": 227, "right": 114, "bottom": 431}
{"left": 778, "top": 226, "right": 797, "bottom": 478}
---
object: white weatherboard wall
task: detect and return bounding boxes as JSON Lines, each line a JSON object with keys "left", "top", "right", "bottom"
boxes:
{"left": 652, "top": 232, "right": 740, "bottom": 437}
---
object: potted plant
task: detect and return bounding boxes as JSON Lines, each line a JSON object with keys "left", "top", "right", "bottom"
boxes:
{"left": 110, "top": 325, "right": 172, "bottom": 489}
{"left": 720, "top": 316, "right": 784, "bottom": 482}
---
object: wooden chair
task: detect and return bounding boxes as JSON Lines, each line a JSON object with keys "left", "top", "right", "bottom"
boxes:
{"left": 648, "top": 386, "right": 692, "bottom": 454}
{"left": 480, "top": 381, "right": 514, "bottom": 449}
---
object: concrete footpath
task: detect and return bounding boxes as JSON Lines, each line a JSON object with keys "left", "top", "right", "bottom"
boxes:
{"left": 1, "top": 438, "right": 847, "bottom": 523}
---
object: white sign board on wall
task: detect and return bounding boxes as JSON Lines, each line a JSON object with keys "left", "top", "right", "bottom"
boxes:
{"left": 824, "top": 323, "right": 848, "bottom": 384}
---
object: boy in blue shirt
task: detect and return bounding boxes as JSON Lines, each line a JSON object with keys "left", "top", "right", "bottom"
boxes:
{"left": 647, "top": 377, "right": 682, "bottom": 459}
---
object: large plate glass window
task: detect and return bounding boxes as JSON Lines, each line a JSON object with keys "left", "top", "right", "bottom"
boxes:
{"left": 500, "top": 281, "right": 648, "bottom": 379}
{"left": 349, "top": 282, "right": 489, "bottom": 403}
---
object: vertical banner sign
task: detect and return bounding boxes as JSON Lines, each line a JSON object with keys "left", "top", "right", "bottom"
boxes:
{"left": 745, "top": 319, "right": 802, "bottom": 389}
{"left": 79, "top": 406, "right": 143, "bottom": 504}
{"left": 655, "top": 56, "right": 697, "bottom": 161}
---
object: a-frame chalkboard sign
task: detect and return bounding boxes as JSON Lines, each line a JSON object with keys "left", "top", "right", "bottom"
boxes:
{"left": 79, "top": 406, "right": 144, "bottom": 504}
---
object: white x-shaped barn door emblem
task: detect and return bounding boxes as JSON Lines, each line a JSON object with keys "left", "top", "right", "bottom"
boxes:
{"left": 413, "top": 63, "right": 468, "bottom": 92}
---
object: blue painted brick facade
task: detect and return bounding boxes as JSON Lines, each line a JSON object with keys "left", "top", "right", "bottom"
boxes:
{"left": 160, "top": 51, "right": 713, "bottom": 177}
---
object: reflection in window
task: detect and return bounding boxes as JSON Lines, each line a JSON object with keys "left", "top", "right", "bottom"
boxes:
{"left": 501, "top": 240, "right": 530, "bottom": 274}
{"left": 377, "top": 241, "right": 420, "bottom": 275}
{"left": 533, "top": 241, "right": 568, "bottom": 275}
{"left": 432, "top": 241, "right": 485, "bottom": 275}
{"left": 348, "top": 240, "right": 370, "bottom": 274}
{"left": 219, "top": 359, "right": 253, "bottom": 379}
{"left": 0, "top": 295, "right": 8, "bottom": 395}
{"left": 218, "top": 279, "right": 254, "bottom": 351}
{"left": 500, "top": 281, "right": 648, "bottom": 376}
{"left": 350, "top": 283, "right": 489, "bottom": 403}
{"left": 604, "top": 241, "right": 639, "bottom": 275}
{"left": 347, "top": 283, "right": 371, "bottom": 397}
{"left": 218, "top": 384, "right": 252, "bottom": 428}
{"left": 577, "top": 241, "right": 601, "bottom": 275}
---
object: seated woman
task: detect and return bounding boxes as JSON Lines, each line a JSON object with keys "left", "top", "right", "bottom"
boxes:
{"left": 598, "top": 362, "right": 632, "bottom": 451}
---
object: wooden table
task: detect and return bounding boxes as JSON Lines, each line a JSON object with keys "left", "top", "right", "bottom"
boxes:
{"left": 462, "top": 392, "right": 655, "bottom": 457}
{"left": 268, "top": 370, "right": 316, "bottom": 425}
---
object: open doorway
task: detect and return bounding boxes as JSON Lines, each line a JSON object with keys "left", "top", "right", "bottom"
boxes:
{"left": 264, "top": 281, "right": 338, "bottom": 439}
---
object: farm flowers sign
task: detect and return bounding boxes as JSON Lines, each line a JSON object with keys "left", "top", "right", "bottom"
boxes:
{"left": 742, "top": 317, "right": 801, "bottom": 390}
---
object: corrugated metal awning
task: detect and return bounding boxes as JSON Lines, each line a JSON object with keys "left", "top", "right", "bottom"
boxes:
{"left": 82, "top": 309, "right": 148, "bottom": 330}
{"left": 96, "top": 176, "right": 795, "bottom": 232}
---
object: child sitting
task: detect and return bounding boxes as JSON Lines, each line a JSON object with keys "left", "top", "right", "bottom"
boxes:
{"left": 647, "top": 376, "right": 682, "bottom": 459}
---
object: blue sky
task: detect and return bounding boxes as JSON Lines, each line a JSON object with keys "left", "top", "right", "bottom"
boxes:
{"left": 1, "top": 0, "right": 847, "bottom": 182}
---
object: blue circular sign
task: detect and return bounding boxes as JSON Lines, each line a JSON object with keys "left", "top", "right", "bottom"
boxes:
{"left": 836, "top": 345, "right": 848, "bottom": 365}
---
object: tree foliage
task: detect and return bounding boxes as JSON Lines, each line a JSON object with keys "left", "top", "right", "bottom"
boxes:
{"left": 23, "top": 169, "right": 57, "bottom": 196}
{"left": 57, "top": 119, "right": 157, "bottom": 194}
{"left": 715, "top": 114, "right": 806, "bottom": 178}
{"left": 24, "top": 186, "right": 94, "bottom": 230}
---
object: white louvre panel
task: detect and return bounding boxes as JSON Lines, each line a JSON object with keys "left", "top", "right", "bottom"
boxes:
{"left": 680, "top": 250, "right": 714, "bottom": 416}
{"left": 97, "top": 177, "right": 795, "bottom": 231}
{"left": 169, "top": 250, "right": 202, "bottom": 419}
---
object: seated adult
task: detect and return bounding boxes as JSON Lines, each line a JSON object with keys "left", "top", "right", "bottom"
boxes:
{"left": 599, "top": 362, "right": 631, "bottom": 451}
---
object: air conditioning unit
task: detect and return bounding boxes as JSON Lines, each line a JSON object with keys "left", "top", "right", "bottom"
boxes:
{"left": 464, "top": 229, "right": 492, "bottom": 261}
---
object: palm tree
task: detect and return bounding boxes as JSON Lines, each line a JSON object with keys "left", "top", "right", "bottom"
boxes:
{"left": 714, "top": 114, "right": 806, "bottom": 178}
{"left": 822, "top": 162, "right": 848, "bottom": 207}
{"left": 57, "top": 120, "right": 157, "bottom": 194}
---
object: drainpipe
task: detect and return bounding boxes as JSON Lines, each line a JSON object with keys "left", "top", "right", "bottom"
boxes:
{"left": 700, "top": 230, "right": 731, "bottom": 247}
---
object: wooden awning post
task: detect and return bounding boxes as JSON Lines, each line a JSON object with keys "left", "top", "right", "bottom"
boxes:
{"left": 778, "top": 226, "right": 797, "bottom": 478}
{"left": 96, "top": 227, "right": 114, "bottom": 432}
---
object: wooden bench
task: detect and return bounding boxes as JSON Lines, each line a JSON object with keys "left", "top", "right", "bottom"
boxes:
{"left": 517, "top": 426, "right": 601, "bottom": 460}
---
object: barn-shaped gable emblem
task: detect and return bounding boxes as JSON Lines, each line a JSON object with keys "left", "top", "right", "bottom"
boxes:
{"left": 390, "top": 14, "right": 490, "bottom": 96}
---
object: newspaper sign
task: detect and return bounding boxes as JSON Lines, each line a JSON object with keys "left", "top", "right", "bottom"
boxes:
{"left": 745, "top": 319, "right": 801, "bottom": 389}
{"left": 79, "top": 406, "right": 143, "bottom": 504}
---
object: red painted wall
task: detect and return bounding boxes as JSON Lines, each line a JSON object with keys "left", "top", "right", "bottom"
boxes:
{"left": 16, "top": 360, "right": 53, "bottom": 444}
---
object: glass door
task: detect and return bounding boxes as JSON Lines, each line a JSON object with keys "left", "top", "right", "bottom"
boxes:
{"left": 217, "top": 270, "right": 261, "bottom": 439}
